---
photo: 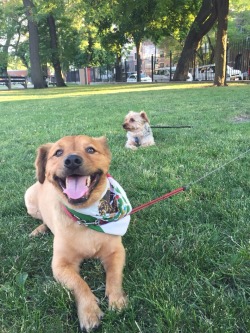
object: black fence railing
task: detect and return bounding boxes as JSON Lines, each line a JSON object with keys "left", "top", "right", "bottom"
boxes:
{"left": 65, "top": 39, "right": 250, "bottom": 84}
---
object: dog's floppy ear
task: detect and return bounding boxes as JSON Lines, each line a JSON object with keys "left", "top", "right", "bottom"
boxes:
{"left": 35, "top": 143, "right": 53, "bottom": 183}
{"left": 95, "top": 136, "right": 112, "bottom": 160}
{"left": 140, "top": 111, "right": 150, "bottom": 123}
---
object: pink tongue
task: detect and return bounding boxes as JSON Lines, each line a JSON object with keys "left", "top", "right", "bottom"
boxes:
{"left": 63, "top": 176, "right": 89, "bottom": 200}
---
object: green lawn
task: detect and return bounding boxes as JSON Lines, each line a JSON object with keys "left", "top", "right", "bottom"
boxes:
{"left": 0, "top": 82, "right": 250, "bottom": 333}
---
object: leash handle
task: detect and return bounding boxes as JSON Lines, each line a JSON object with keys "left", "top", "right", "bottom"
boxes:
{"left": 130, "top": 186, "right": 186, "bottom": 215}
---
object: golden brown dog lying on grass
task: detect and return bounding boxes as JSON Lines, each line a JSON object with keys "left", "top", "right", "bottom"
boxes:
{"left": 25, "top": 135, "right": 132, "bottom": 332}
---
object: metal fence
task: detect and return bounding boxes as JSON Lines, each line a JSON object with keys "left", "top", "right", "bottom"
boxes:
{"left": 65, "top": 39, "right": 250, "bottom": 84}
{"left": 228, "top": 40, "right": 250, "bottom": 77}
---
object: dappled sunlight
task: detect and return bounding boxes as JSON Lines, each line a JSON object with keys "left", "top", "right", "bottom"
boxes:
{"left": 0, "top": 82, "right": 221, "bottom": 102}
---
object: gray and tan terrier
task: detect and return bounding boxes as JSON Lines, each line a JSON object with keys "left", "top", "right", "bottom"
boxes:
{"left": 122, "top": 111, "right": 155, "bottom": 149}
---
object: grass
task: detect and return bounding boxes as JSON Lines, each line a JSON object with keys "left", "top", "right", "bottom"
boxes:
{"left": 0, "top": 82, "right": 250, "bottom": 333}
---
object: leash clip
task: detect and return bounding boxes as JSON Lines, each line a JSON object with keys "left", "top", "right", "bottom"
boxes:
{"left": 77, "top": 219, "right": 100, "bottom": 226}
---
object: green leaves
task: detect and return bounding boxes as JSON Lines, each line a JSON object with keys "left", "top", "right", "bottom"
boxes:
{"left": 16, "top": 272, "right": 29, "bottom": 288}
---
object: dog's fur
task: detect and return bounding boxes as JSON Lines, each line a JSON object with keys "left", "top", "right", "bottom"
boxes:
{"left": 122, "top": 111, "right": 155, "bottom": 149}
{"left": 25, "top": 135, "right": 128, "bottom": 331}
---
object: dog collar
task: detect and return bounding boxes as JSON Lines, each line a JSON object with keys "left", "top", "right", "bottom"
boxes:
{"left": 62, "top": 174, "right": 132, "bottom": 236}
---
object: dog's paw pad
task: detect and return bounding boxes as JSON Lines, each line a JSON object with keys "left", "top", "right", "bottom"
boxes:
{"left": 79, "top": 304, "right": 104, "bottom": 332}
{"left": 109, "top": 293, "right": 128, "bottom": 311}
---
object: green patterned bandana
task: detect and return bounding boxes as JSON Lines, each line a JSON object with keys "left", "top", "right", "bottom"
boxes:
{"left": 63, "top": 174, "right": 132, "bottom": 236}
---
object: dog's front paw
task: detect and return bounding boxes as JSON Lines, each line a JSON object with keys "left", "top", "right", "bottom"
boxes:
{"left": 78, "top": 300, "right": 104, "bottom": 332}
{"left": 29, "top": 224, "right": 48, "bottom": 237}
{"left": 108, "top": 292, "right": 128, "bottom": 311}
{"left": 125, "top": 143, "right": 138, "bottom": 150}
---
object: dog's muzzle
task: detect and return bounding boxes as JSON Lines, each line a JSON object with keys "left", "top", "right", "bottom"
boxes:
{"left": 54, "top": 154, "right": 102, "bottom": 204}
{"left": 122, "top": 123, "right": 129, "bottom": 130}
{"left": 64, "top": 154, "right": 83, "bottom": 170}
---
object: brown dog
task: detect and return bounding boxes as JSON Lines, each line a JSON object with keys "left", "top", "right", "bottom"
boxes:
{"left": 25, "top": 135, "right": 132, "bottom": 331}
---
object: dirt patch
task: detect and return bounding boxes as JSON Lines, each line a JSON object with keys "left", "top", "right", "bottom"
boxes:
{"left": 233, "top": 114, "right": 250, "bottom": 123}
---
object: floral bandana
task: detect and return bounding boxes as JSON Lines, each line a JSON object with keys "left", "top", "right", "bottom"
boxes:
{"left": 63, "top": 174, "right": 132, "bottom": 236}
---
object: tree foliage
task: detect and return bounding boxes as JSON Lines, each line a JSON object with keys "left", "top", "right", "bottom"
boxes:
{"left": 112, "top": 0, "right": 160, "bottom": 80}
{"left": 174, "top": 0, "right": 217, "bottom": 81}
{"left": 107, "top": 0, "right": 201, "bottom": 81}
{"left": 0, "top": 0, "right": 25, "bottom": 74}
{"left": 174, "top": 0, "right": 248, "bottom": 84}
{"left": 228, "top": 0, "right": 250, "bottom": 43}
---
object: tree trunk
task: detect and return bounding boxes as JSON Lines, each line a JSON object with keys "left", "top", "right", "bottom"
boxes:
{"left": 0, "top": 33, "right": 12, "bottom": 75}
{"left": 86, "top": 30, "right": 94, "bottom": 64}
{"left": 213, "top": 0, "right": 229, "bottom": 86}
{"left": 174, "top": 0, "right": 217, "bottom": 81}
{"left": 23, "top": 0, "right": 46, "bottom": 88}
{"left": 47, "top": 14, "right": 66, "bottom": 87}
{"left": 135, "top": 41, "right": 141, "bottom": 82}
{"left": 115, "top": 54, "right": 122, "bottom": 82}
{"left": 207, "top": 35, "right": 215, "bottom": 64}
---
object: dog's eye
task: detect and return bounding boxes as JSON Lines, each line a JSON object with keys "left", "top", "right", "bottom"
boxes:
{"left": 130, "top": 118, "right": 135, "bottom": 122}
{"left": 54, "top": 149, "right": 63, "bottom": 157}
{"left": 86, "top": 147, "right": 96, "bottom": 154}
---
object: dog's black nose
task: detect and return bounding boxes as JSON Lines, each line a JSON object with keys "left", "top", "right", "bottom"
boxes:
{"left": 64, "top": 154, "right": 83, "bottom": 169}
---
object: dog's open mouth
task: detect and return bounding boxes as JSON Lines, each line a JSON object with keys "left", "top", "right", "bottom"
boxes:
{"left": 55, "top": 173, "right": 101, "bottom": 204}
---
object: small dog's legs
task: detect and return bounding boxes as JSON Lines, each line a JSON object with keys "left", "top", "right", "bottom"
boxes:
{"left": 125, "top": 142, "right": 138, "bottom": 150}
{"left": 102, "top": 244, "right": 128, "bottom": 309}
{"left": 52, "top": 246, "right": 103, "bottom": 332}
{"left": 141, "top": 141, "right": 155, "bottom": 147}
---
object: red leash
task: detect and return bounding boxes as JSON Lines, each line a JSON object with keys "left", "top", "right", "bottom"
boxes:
{"left": 130, "top": 186, "right": 186, "bottom": 215}
{"left": 129, "top": 147, "right": 250, "bottom": 216}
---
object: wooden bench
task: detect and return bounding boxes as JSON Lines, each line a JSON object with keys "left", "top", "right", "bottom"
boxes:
{"left": 0, "top": 76, "right": 28, "bottom": 89}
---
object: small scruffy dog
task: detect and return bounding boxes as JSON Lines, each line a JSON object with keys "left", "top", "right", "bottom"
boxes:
{"left": 122, "top": 111, "right": 155, "bottom": 149}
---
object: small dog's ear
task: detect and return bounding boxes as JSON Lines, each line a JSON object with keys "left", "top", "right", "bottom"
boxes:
{"left": 140, "top": 111, "right": 150, "bottom": 123}
{"left": 35, "top": 143, "right": 53, "bottom": 183}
